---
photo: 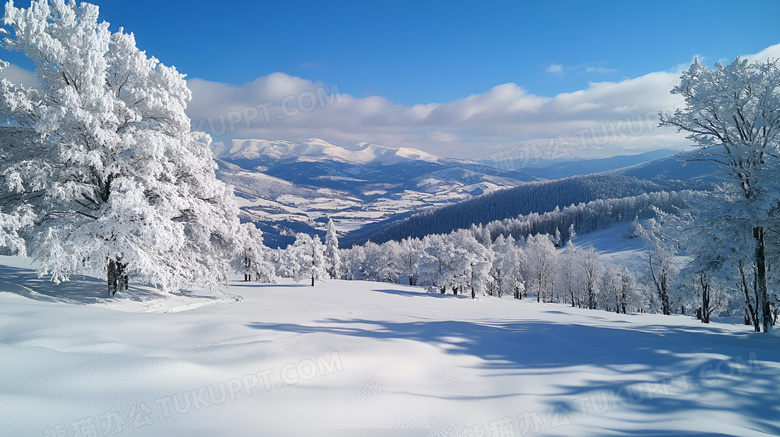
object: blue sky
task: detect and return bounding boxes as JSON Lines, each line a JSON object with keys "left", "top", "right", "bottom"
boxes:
{"left": 3, "top": 0, "right": 780, "bottom": 158}
{"left": 88, "top": 0, "right": 780, "bottom": 104}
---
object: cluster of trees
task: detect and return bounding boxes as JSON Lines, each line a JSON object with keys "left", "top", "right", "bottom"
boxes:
{"left": 0, "top": 0, "right": 242, "bottom": 295}
{"left": 336, "top": 224, "right": 651, "bottom": 313}
{"left": 652, "top": 57, "right": 780, "bottom": 332}
{"left": 244, "top": 213, "right": 651, "bottom": 314}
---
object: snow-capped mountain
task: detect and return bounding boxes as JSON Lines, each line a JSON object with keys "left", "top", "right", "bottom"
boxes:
{"left": 212, "top": 138, "right": 444, "bottom": 166}
{"left": 212, "top": 138, "right": 691, "bottom": 248}
{"left": 212, "top": 138, "right": 538, "bottom": 247}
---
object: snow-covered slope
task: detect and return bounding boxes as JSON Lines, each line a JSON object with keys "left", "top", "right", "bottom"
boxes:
{"left": 1, "top": 256, "right": 778, "bottom": 437}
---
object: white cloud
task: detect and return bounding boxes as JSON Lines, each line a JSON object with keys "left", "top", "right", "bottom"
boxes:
{"left": 585, "top": 66, "right": 617, "bottom": 74}
{"left": 185, "top": 69, "right": 687, "bottom": 159}
{"left": 4, "top": 43, "right": 779, "bottom": 160}
{"left": 546, "top": 63, "right": 564, "bottom": 75}
{"left": 738, "top": 43, "right": 780, "bottom": 63}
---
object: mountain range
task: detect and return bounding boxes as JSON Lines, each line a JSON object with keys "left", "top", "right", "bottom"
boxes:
{"left": 211, "top": 138, "right": 696, "bottom": 248}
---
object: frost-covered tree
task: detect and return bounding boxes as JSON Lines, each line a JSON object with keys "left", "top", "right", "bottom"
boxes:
{"left": 558, "top": 242, "right": 584, "bottom": 307}
{"left": 285, "top": 233, "right": 327, "bottom": 286}
{"left": 505, "top": 240, "right": 527, "bottom": 300}
{"left": 378, "top": 240, "right": 402, "bottom": 283}
{"left": 579, "top": 246, "right": 603, "bottom": 310}
{"left": 340, "top": 245, "right": 365, "bottom": 281}
{"left": 397, "top": 237, "right": 423, "bottom": 285}
{"left": 452, "top": 229, "right": 492, "bottom": 299}
{"left": 488, "top": 235, "right": 508, "bottom": 297}
{"left": 661, "top": 57, "right": 780, "bottom": 332}
{"left": 636, "top": 218, "right": 678, "bottom": 315}
{"left": 524, "top": 233, "right": 558, "bottom": 302}
{"left": 0, "top": 203, "right": 33, "bottom": 257}
{"left": 417, "top": 235, "right": 445, "bottom": 292}
{"left": 360, "top": 241, "right": 383, "bottom": 282}
{"left": 0, "top": 0, "right": 241, "bottom": 295}
{"left": 418, "top": 234, "right": 469, "bottom": 294}
{"left": 324, "top": 218, "right": 341, "bottom": 279}
{"left": 601, "top": 264, "right": 625, "bottom": 313}
{"left": 617, "top": 267, "right": 644, "bottom": 313}
{"left": 233, "top": 223, "right": 275, "bottom": 283}
{"left": 490, "top": 235, "right": 525, "bottom": 299}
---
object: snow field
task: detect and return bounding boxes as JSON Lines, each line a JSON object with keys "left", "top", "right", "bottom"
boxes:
{"left": 1, "top": 256, "right": 779, "bottom": 436}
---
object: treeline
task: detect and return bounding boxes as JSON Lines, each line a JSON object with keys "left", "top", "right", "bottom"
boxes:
{"left": 484, "top": 190, "right": 696, "bottom": 244}
{"left": 344, "top": 173, "right": 703, "bottom": 246}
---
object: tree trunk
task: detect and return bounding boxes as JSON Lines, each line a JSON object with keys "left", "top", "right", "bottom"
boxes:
{"left": 588, "top": 286, "right": 596, "bottom": 310}
{"left": 311, "top": 275, "right": 315, "bottom": 287}
{"left": 620, "top": 289, "right": 627, "bottom": 314}
{"left": 107, "top": 260, "right": 117, "bottom": 297}
{"left": 106, "top": 259, "right": 127, "bottom": 297}
{"left": 738, "top": 261, "right": 760, "bottom": 332}
{"left": 648, "top": 254, "right": 671, "bottom": 315}
{"left": 753, "top": 226, "right": 772, "bottom": 333}
{"left": 700, "top": 274, "right": 710, "bottom": 324}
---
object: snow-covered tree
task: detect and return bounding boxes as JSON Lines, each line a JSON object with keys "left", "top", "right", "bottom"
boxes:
{"left": 601, "top": 264, "right": 624, "bottom": 313}
{"left": 360, "top": 241, "right": 383, "bottom": 282}
{"left": 418, "top": 234, "right": 469, "bottom": 294}
{"left": 397, "top": 237, "right": 424, "bottom": 285}
{"left": 490, "top": 235, "right": 525, "bottom": 298}
{"left": 617, "top": 267, "right": 644, "bottom": 313}
{"left": 524, "top": 233, "right": 558, "bottom": 302}
{"left": 452, "top": 229, "right": 492, "bottom": 299}
{"left": 558, "top": 242, "right": 584, "bottom": 307}
{"left": 506, "top": 240, "right": 527, "bottom": 299}
{"left": 579, "top": 246, "right": 603, "bottom": 310}
{"left": 233, "top": 223, "right": 275, "bottom": 283}
{"left": 285, "top": 233, "right": 327, "bottom": 286}
{"left": 661, "top": 57, "right": 780, "bottom": 332}
{"left": 323, "top": 218, "right": 341, "bottom": 279}
{"left": 340, "top": 245, "right": 365, "bottom": 281}
{"left": 635, "top": 218, "right": 678, "bottom": 315}
{"left": 0, "top": 0, "right": 241, "bottom": 296}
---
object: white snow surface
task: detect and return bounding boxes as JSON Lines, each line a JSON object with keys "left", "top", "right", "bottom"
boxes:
{"left": 1, "top": 256, "right": 779, "bottom": 437}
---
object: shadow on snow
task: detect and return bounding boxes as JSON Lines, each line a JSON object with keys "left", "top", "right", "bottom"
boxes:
{"left": 246, "top": 313, "right": 780, "bottom": 434}
{"left": 0, "top": 262, "right": 218, "bottom": 305}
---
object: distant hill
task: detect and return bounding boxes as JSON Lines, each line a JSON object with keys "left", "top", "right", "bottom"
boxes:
{"left": 611, "top": 152, "right": 719, "bottom": 182}
{"left": 342, "top": 151, "right": 716, "bottom": 247}
{"left": 520, "top": 149, "right": 678, "bottom": 179}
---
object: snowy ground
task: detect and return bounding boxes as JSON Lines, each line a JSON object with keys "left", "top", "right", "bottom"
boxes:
{"left": 1, "top": 256, "right": 779, "bottom": 437}
{"left": 570, "top": 223, "right": 648, "bottom": 274}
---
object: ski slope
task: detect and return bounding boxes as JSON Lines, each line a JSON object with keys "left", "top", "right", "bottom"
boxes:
{"left": 1, "top": 256, "right": 778, "bottom": 437}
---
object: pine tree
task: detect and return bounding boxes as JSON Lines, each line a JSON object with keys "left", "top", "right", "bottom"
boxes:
{"left": 323, "top": 218, "right": 341, "bottom": 279}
